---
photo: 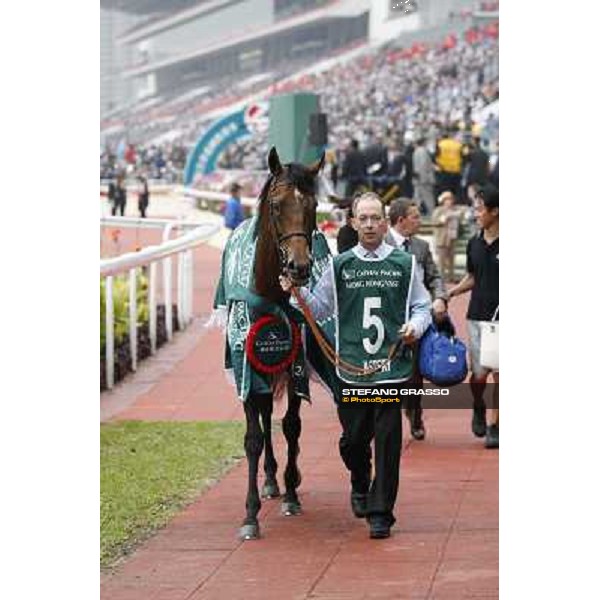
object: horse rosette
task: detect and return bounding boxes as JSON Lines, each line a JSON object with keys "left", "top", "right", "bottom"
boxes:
{"left": 245, "top": 315, "right": 300, "bottom": 375}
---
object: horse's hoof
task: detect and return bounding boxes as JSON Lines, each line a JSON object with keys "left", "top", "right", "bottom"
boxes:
{"left": 239, "top": 523, "right": 260, "bottom": 540}
{"left": 261, "top": 481, "right": 281, "bottom": 499}
{"left": 281, "top": 500, "right": 302, "bottom": 516}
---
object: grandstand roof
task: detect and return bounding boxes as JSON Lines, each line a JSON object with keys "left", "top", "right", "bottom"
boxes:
{"left": 118, "top": 0, "right": 247, "bottom": 44}
{"left": 122, "top": 0, "right": 369, "bottom": 79}
{"left": 100, "top": 0, "right": 201, "bottom": 15}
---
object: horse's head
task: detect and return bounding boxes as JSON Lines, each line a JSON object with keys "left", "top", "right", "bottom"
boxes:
{"left": 257, "top": 147, "right": 324, "bottom": 289}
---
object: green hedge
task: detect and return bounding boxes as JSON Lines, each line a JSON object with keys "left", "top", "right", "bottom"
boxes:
{"left": 100, "top": 272, "right": 149, "bottom": 355}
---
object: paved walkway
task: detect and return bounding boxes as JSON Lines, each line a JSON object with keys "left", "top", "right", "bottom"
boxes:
{"left": 101, "top": 206, "right": 498, "bottom": 600}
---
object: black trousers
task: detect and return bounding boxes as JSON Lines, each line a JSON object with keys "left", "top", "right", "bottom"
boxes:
{"left": 337, "top": 396, "right": 403, "bottom": 523}
{"left": 111, "top": 201, "right": 125, "bottom": 216}
{"left": 436, "top": 171, "right": 461, "bottom": 199}
{"left": 405, "top": 341, "right": 423, "bottom": 421}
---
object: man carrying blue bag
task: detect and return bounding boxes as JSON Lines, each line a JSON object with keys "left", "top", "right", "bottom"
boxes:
{"left": 385, "top": 198, "right": 451, "bottom": 440}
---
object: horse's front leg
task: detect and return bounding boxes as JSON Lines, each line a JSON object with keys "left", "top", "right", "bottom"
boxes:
{"left": 258, "top": 393, "right": 280, "bottom": 499}
{"left": 281, "top": 387, "right": 303, "bottom": 516}
{"left": 240, "top": 394, "right": 264, "bottom": 540}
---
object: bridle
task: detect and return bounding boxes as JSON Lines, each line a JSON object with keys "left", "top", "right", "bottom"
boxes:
{"left": 266, "top": 175, "right": 315, "bottom": 273}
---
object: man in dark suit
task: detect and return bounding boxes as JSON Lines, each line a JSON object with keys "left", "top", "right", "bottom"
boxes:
{"left": 341, "top": 139, "right": 367, "bottom": 197}
{"left": 463, "top": 136, "right": 490, "bottom": 203}
{"left": 335, "top": 197, "right": 359, "bottom": 254}
{"left": 363, "top": 139, "right": 389, "bottom": 177}
{"left": 385, "top": 198, "right": 448, "bottom": 440}
{"left": 109, "top": 173, "right": 127, "bottom": 216}
{"left": 387, "top": 145, "right": 407, "bottom": 197}
{"left": 402, "top": 132, "right": 415, "bottom": 198}
{"left": 489, "top": 156, "right": 499, "bottom": 190}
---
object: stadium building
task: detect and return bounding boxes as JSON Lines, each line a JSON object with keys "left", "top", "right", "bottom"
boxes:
{"left": 100, "top": 0, "right": 480, "bottom": 117}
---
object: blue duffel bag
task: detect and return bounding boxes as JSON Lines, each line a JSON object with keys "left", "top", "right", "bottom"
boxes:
{"left": 418, "top": 318, "right": 468, "bottom": 386}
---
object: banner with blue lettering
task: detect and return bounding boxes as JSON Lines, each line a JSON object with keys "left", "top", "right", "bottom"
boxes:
{"left": 183, "top": 102, "right": 269, "bottom": 186}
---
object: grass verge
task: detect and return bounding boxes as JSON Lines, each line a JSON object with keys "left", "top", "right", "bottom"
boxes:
{"left": 101, "top": 420, "right": 245, "bottom": 568}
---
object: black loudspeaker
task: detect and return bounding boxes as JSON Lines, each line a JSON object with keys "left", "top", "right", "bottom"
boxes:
{"left": 308, "top": 113, "right": 328, "bottom": 146}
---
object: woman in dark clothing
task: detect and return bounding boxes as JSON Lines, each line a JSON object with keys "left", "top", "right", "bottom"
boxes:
{"left": 137, "top": 175, "right": 149, "bottom": 218}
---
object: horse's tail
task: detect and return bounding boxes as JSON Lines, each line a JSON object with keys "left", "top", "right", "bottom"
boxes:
{"left": 272, "top": 372, "right": 289, "bottom": 403}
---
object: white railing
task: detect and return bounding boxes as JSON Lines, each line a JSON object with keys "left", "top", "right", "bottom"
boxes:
{"left": 99, "top": 180, "right": 336, "bottom": 213}
{"left": 183, "top": 186, "right": 336, "bottom": 213}
{"left": 100, "top": 217, "right": 220, "bottom": 390}
{"left": 100, "top": 181, "right": 177, "bottom": 193}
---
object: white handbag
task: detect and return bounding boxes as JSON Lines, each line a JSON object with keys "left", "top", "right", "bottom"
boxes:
{"left": 479, "top": 307, "right": 499, "bottom": 370}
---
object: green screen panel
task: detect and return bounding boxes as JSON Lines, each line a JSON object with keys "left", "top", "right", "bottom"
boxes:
{"left": 268, "top": 93, "right": 320, "bottom": 165}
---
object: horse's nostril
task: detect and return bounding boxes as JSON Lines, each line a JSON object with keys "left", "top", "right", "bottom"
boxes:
{"left": 287, "top": 261, "right": 309, "bottom": 279}
{"left": 297, "top": 265, "right": 309, "bottom": 278}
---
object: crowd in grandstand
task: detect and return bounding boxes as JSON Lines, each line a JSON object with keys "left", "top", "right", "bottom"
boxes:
{"left": 100, "top": 142, "right": 187, "bottom": 182}
{"left": 222, "top": 22, "right": 498, "bottom": 173}
{"left": 101, "top": 21, "right": 499, "bottom": 199}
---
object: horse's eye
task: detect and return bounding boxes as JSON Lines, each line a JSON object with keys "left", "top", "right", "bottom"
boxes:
{"left": 271, "top": 200, "right": 281, "bottom": 215}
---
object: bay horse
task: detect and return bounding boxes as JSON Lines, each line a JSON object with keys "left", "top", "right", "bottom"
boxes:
{"left": 215, "top": 147, "right": 325, "bottom": 540}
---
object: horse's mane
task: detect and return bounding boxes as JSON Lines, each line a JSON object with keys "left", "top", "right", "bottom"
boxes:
{"left": 253, "top": 174, "right": 274, "bottom": 241}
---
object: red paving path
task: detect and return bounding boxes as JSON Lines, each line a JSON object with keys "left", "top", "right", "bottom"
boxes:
{"left": 101, "top": 233, "right": 498, "bottom": 600}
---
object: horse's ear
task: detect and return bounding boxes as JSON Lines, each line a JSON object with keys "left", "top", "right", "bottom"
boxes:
{"left": 307, "top": 152, "right": 326, "bottom": 177}
{"left": 268, "top": 147, "right": 283, "bottom": 176}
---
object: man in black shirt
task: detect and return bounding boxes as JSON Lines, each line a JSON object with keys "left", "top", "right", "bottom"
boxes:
{"left": 448, "top": 185, "right": 499, "bottom": 449}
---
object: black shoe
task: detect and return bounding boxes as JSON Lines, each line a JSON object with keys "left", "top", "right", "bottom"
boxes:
{"left": 369, "top": 515, "right": 391, "bottom": 539}
{"left": 411, "top": 417, "right": 426, "bottom": 441}
{"left": 407, "top": 408, "right": 426, "bottom": 440}
{"left": 485, "top": 423, "right": 499, "bottom": 449}
{"left": 350, "top": 491, "right": 368, "bottom": 518}
{"left": 472, "top": 405, "right": 487, "bottom": 438}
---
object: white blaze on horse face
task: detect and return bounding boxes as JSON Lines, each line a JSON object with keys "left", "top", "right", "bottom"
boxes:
{"left": 276, "top": 186, "right": 311, "bottom": 281}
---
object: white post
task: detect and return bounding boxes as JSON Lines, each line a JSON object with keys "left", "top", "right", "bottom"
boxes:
{"left": 163, "top": 256, "right": 173, "bottom": 341}
{"left": 177, "top": 251, "right": 185, "bottom": 331}
{"left": 181, "top": 251, "right": 187, "bottom": 327}
{"left": 129, "top": 268, "right": 137, "bottom": 371}
{"left": 105, "top": 276, "right": 114, "bottom": 389}
{"left": 181, "top": 223, "right": 191, "bottom": 327}
{"left": 149, "top": 262, "right": 157, "bottom": 354}
{"left": 162, "top": 223, "right": 175, "bottom": 341}
{"left": 187, "top": 249, "right": 194, "bottom": 325}
{"left": 181, "top": 250, "right": 189, "bottom": 328}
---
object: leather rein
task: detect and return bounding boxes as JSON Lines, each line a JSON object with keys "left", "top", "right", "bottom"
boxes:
{"left": 266, "top": 175, "right": 404, "bottom": 378}
{"left": 291, "top": 287, "right": 404, "bottom": 377}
